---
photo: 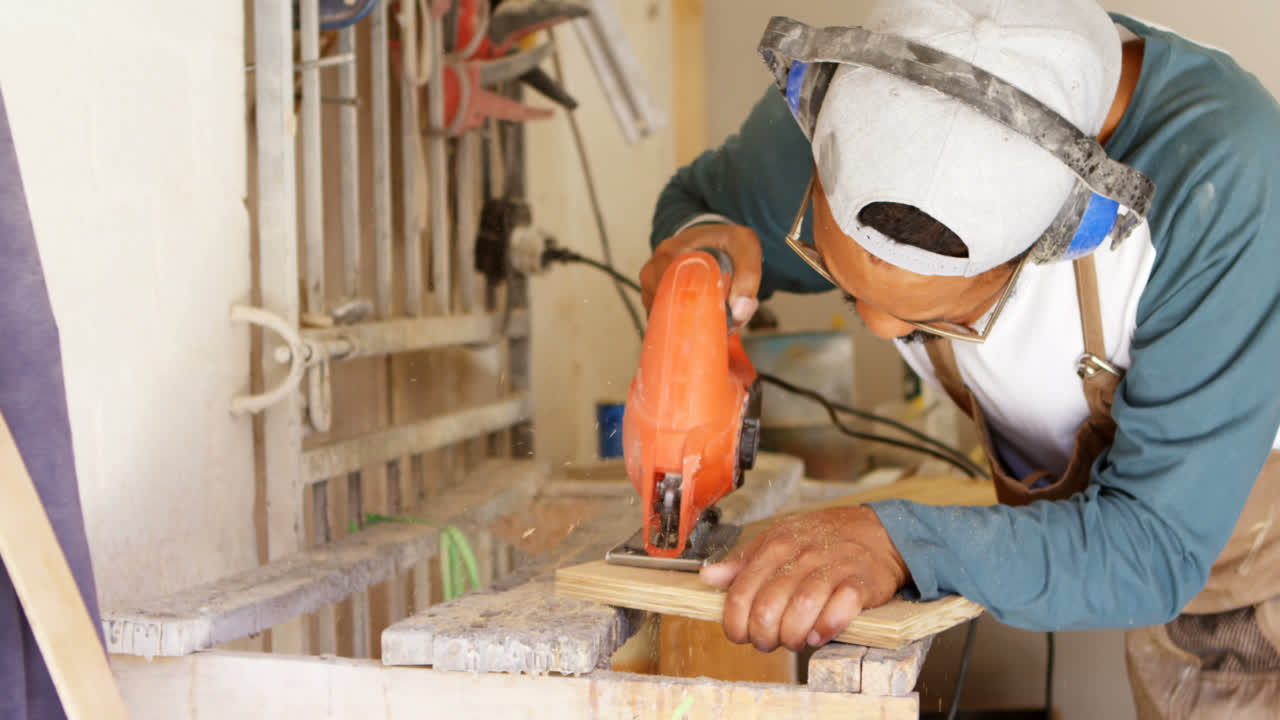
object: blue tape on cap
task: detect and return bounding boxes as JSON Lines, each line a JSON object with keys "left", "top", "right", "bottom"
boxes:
{"left": 785, "top": 62, "right": 809, "bottom": 117}
{"left": 1064, "top": 193, "right": 1120, "bottom": 260}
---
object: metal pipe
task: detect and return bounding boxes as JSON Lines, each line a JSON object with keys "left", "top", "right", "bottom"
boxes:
{"left": 371, "top": 1, "right": 393, "bottom": 320}
{"left": 245, "top": 52, "right": 356, "bottom": 73}
{"left": 338, "top": 27, "right": 361, "bottom": 301}
{"left": 425, "top": 16, "right": 451, "bottom": 313}
{"left": 400, "top": 0, "right": 424, "bottom": 316}
{"left": 300, "top": 0, "right": 325, "bottom": 318}
{"left": 454, "top": 132, "right": 479, "bottom": 313}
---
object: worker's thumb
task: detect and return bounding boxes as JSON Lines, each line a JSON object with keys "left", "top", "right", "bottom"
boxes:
{"left": 699, "top": 558, "right": 743, "bottom": 589}
{"left": 730, "top": 297, "right": 759, "bottom": 328}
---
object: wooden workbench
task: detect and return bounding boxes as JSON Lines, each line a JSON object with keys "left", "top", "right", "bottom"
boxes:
{"left": 111, "top": 455, "right": 984, "bottom": 718}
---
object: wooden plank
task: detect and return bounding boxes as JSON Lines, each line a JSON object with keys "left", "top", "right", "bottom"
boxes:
{"left": 807, "top": 637, "right": 932, "bottom": 697}
{"left": 659, "top": 616, "right": 796, "bottom": 683}
{"left": 253, "top": 0, "right": 307, "bottom": 655}
{"left": 556, "top": 560, "right": 979, "bottom": 650}
{"left": 0, "top": 413, "right": 128, "bottom": 720}
{"left": 554, "top": 473, "right": 993, "bottom": 650}
{"left": 303, "top": 393, "right": 532, "bottom": 482}
{"left": 302, "top": 311, "right": 529, "bottom": 358}
{"left": 104, "top": 461, "right": 547, "bottom": 657}
{"left": 381, "top": 454, "right": 804, "bottom": 674}
{"left": 859, "top": 638, "right": 933, "bottom": 697}
{"left": 806, "top": 643, "right": 867, "bottom": 693}
{"left": 380, "top": 579, "right": 628, "bottom": 673}
{"left": 112, "top": 650, "right": 918, "bottom": 720}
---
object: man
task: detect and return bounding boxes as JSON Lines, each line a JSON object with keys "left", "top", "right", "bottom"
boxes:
{"left": 641, "top": 1, "right": 1280, "bottom": 716}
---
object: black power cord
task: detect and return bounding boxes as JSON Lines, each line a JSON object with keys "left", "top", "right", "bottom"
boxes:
{"left": 548, "top": 33, "right": 646, "bottom": 340}
{"left": 947, "top": 619, "right": 979, "bottom": 720}
{"left": 756, "top": 372, "right": 988, "bottom": 478}
{"left": 541, "top": 247, "right": 989, "bottom": 477}
{"left": 542, "top": 245, "right": 642, "bottom": 294}
{"left": 1045, "top": 631, "right": 1055, "bottom": 720}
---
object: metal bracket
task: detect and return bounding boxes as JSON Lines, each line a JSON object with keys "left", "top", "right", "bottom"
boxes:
{"left": 1075, "top": 352, "right": 1123, "bottom": 380}
{"left": 229, "top": 305, "right": 353, "bottom": 428}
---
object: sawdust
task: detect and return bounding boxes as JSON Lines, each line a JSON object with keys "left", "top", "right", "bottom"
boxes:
{"left": 488, "top": 498, "right": 611, "bottom": 555}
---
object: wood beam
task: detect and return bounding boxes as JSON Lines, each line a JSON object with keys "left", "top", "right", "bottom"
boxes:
{"left": 104, "top": 460, "right": 546, "bottom": 657}
{"left": 112, "top": 650, "right": 918, "bottom": 719}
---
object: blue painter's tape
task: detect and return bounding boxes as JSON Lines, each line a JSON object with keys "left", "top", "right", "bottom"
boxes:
{"left": 1064, "top": 192, "right": 1120, "bottom": 260}
{"left": 785, "top": 62, "right": 809, "bottom": 117}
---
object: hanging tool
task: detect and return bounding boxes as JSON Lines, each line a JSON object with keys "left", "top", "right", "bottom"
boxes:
{"left": 431, "top": 0, "right": 584, "bottom": 134}
{"left": 605, "top": 249, "right": 762, "bottom": 572}
{"left": 439, "top": 42, "right": 557, "bottom": 133}
{"left": 456, "top": 0, "right": 587, "bottom": 108}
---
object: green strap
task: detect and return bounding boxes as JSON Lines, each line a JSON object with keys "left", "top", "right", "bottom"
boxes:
{"left": 359, "top": 513, "right": 482, "bottom": 601}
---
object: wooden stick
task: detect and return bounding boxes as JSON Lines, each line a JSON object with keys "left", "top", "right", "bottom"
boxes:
{"left": 0, "top": 412, "right": 128, "bottom": 720}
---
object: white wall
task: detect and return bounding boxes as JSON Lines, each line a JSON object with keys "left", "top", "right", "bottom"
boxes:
{"left": 700, "top": 2, "right": 1280, "bottom": 718}
{"left": 526, "top": 4, "right": 675, "bottom": 464}
{"left": 0, "top": 2, "right": 257, "bottom": 610}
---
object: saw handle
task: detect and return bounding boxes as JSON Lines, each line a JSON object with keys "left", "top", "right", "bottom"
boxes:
{"left": 694, "top": 246, "right": 736, "bottom": 330}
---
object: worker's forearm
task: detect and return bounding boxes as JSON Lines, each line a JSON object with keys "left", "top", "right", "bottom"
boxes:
{"left": 870, "top": 490, "right": 1210, "bottom": 630}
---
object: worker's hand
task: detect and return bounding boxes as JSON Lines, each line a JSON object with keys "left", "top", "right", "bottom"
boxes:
{"left": 640, "top": 223, "right": 763, "bottom": 327}
{"left": 700, "top": 505, "right": 909, "bottom": 653}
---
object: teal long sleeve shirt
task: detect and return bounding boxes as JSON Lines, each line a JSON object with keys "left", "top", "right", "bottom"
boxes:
{"left": 651, "top": 15, "right": 1280, "bottom": 630}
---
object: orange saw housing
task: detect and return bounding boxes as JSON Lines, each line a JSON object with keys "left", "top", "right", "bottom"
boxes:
{"left": 622, "top": 250, "right": 760, "bottom": 559}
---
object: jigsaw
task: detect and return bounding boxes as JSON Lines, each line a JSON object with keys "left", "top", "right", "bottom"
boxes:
{"left": 605, "top": 249, "right": 762, "bottom": 572}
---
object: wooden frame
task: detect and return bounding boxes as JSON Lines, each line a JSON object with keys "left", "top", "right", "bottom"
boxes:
{"left": 113, "top": 650, "right": 919, "bottom": 720}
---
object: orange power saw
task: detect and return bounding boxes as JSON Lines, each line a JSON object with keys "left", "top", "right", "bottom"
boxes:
{"left": 605, "top": 248, "right": 762, "bottom": 572}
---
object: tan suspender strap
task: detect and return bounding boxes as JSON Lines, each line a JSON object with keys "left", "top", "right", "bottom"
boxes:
{"left": 1073, "top": 255, "right": 1107, "bottom": 358}
{"left": 1072, "top": 256, "right": 1122, "bottom": 420}
{"left": 925, "top": 339, "right": 970, "bottom": 412}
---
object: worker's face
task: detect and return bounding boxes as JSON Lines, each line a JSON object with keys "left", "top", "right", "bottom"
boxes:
{"left": 811, "top": 178, "right": 1016, "bottom": 342}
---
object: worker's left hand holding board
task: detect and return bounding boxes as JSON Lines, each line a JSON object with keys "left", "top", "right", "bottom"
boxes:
{"left": 700, "top": 505, "right": 910, "bottom": 653}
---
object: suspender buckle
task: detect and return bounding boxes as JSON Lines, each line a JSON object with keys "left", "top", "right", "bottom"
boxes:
{"left": 1076, "top": 352, "right": 1122, "bottom": 380}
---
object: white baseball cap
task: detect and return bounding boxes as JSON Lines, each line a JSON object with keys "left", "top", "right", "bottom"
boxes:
{"left": 812, "top": 0, "right": 1123, "bottom": 277}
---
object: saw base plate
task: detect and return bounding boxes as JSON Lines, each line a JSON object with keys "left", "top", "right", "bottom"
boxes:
{"left": 604, "top": 521, "right": 742, "bottom": 572}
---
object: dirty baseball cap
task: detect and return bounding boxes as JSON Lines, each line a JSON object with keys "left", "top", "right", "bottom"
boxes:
{"left": 811, "top": 0, "right": 1123, "bottom": 277}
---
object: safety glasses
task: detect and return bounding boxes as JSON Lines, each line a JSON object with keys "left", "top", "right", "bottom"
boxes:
{"left": 783, "top": 172, "right": 1028, "bottom": 344}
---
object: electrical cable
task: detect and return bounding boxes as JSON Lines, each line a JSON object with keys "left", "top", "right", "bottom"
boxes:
{"left": 759, "top": 372, "right": 988, "bottom": 478}
{"left": 947, "top": 618, "right": 979, "bottom": 720}
{"left": 542, "top": 246, "right": 642, "bottom": 293}
{"left": 539, "top": 248, "right": 988, "bottom": 475}
{"left": 1045, "top": 631, "right": 1055, "bottom": 720}
{"left": 757, "top": 372, "right": 986, "bottom": 478}
{"left": 547, "top": 32, "right": 647, "bottom": 340}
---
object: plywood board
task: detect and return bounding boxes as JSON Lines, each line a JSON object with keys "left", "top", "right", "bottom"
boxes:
{"left": 555, "top": 473, "right": 994, "bottom": 649}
